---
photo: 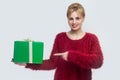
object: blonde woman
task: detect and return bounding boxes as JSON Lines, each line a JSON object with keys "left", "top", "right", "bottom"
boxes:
{"left": 16, "top": 3, "right": 103, "bottom": 80}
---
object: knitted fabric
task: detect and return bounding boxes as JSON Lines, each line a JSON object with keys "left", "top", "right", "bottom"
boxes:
{"left": 26, "top": 32, "right": 103, "bottom": 80}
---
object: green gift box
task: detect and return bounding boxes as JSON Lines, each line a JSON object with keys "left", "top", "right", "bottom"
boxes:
{"left": 13, "top": 41, "right": 44, "bottom": 64}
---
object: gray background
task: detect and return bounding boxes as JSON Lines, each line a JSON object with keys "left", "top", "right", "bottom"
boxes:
{"left": 0, "top": 0, "right": 120, "bottom": 80}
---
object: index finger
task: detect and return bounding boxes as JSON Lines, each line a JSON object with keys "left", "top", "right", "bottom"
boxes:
{"left": 54, "top": 53, "right": 63, "bottom": 56}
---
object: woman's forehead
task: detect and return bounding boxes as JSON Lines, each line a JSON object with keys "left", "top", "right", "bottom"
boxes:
{"left": 68, "top": 11, "right": 83, "bottom": 17}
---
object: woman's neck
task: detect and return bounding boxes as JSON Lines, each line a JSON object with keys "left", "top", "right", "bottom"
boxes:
{"left": 69, "top": 29, "right": 83, "bottom": 35}
{"left": 67, "top": 30, "right": 86, "bottom": 40}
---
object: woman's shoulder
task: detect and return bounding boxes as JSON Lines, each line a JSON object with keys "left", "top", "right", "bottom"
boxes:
{"left": 56, "top": 32, "right": 66, "bottom": 37}
{"left": 54, "top": 32, "right": 67, "bottom": 41}
{"left": 86, "top": 32, "right": 99, "bottom": 40}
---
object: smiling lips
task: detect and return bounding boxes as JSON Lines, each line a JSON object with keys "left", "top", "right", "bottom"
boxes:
{"left": 72, "top": 24, "right": 78, "bottom": 28}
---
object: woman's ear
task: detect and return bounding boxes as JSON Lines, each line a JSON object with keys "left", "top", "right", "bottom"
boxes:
{"left": 82, "top": 16, "right": 85, "bottom": 22}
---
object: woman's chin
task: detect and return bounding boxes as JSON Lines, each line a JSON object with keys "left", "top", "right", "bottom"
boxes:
{"left": 71, "top": 28, "right": 79, "bottom": 31}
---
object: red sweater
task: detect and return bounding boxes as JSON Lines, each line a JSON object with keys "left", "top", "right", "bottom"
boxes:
{"left": 26, "top": 32, "right": 103, "bottom": 80}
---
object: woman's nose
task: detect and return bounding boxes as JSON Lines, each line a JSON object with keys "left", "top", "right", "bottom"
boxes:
{"left": 73, "top": 19, "right": 76, "bottom": 24}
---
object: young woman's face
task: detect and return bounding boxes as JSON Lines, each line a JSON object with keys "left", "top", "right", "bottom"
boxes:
{"left": 68, "top": 11, "right": 84, "bottom": 31}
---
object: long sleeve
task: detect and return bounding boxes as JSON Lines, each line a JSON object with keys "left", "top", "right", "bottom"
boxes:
{"left": 25, "top": 58, "right": 57, "bottom": 70}
{"left": 25, "top": 35, "right": 59, "bottom": 70}
{"left": 24, "top": 32, "right": 103, "bottom": 80}
{"left": 67, "top": 35, "right": 103, "bottom": 69}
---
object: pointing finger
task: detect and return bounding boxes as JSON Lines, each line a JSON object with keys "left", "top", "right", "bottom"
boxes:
{"left": 54, "top": 53, "right": 63, "bottom": 56}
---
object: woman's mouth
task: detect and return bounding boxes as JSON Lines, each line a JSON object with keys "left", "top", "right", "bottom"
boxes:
{"left": 72, "top": 24, "right": 77, "bottom": 28}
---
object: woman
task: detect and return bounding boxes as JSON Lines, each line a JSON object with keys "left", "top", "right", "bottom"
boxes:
{"left": 18, "top": 3, "right": 103, "bottom": 80}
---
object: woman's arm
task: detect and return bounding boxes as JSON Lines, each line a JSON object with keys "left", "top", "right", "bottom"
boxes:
{"left": 67, "top": 35, "right": 103, "bottom": 69}
{"left": 25, "top": 34, "right": 59, "bottom": 70}
{"left": 25, "top": 57, "right": 57, "bottom": 70}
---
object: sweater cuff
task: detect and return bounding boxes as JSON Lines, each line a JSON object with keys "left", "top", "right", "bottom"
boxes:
{"left": 25, "top": 64, "right": 39, "bottom": 70}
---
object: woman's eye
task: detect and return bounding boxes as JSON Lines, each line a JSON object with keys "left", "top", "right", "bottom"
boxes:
{"left": 76, "top": 17, "right": 80, "bottom": 20}
{"left": 69, "top": 18, "right": 73, "bottom": 20}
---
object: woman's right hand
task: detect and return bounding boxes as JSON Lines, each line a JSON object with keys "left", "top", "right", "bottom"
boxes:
{"left": 11, "top": 58, "right": 27, "bottom": 66}
{"left": 14, "top": 63, "right": 27, "bottom": 66}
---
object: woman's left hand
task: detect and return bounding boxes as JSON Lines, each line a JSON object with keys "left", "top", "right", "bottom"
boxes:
{"left": 54, "top": 51, "right": 68, "bottom": 61}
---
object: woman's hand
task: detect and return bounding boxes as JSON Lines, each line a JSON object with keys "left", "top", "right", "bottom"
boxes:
{"left": 54, "top": 51, "right": 68, "bottom": 61}
{"left": 14, "top": 63, "right": 27, "bottom": 66}
{"left": 11, "top": 59, "right": 27, "bottom": 66}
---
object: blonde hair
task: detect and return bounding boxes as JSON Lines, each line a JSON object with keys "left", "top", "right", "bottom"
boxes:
{"left": 67, "top": 3, "right": 85, "bottom": 18}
